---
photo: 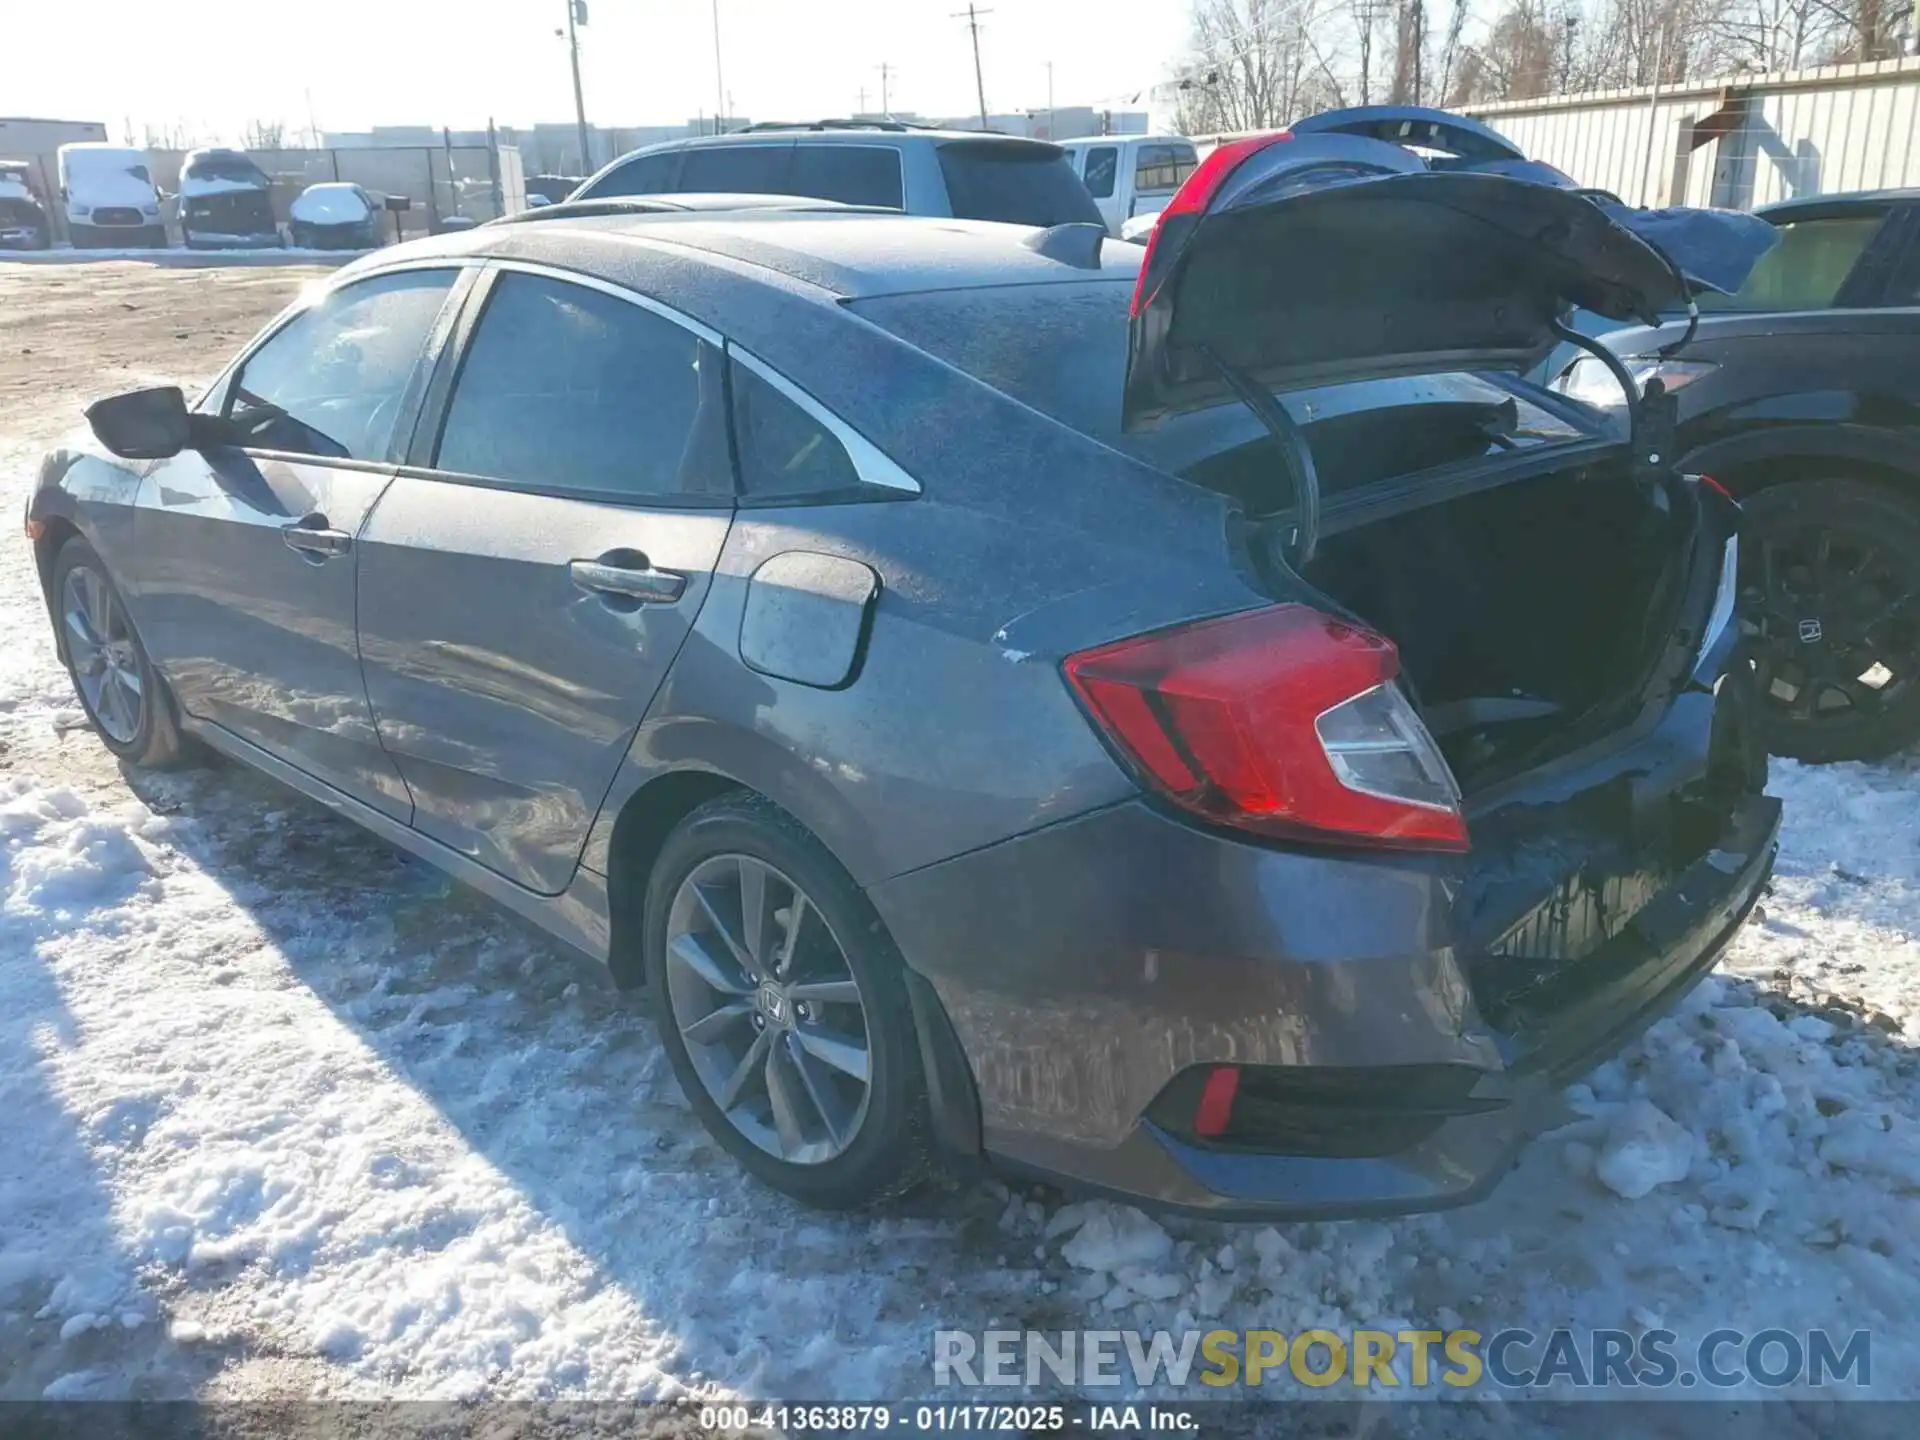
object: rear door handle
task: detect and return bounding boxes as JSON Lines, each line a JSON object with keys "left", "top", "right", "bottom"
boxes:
{"left": 570, "top": 557, "right": 687, "bottom": 604}
{"left": 282, "top": 514, "right": 352, "bottom": 559}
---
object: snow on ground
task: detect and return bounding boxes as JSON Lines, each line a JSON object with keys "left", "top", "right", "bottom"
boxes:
{"left": 4, "top": 399, "right": 1920, "bottom": 1410}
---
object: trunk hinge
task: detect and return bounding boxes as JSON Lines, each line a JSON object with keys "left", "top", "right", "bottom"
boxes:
{"left": 1200, "top": 344, "right": 1321, "bottom": 566}
{"left": 1549, "top": 316, "right": 1676, "bottom": 484}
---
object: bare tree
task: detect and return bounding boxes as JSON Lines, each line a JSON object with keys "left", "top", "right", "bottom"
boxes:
{"left": 1175, "top": 0, "right": 1344, "bottom": 132}
{"left": 242, "top": 119, "right": 286, "bottom": 151}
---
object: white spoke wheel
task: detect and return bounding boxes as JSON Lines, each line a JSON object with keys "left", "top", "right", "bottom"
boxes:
{"left": 644, "top": 795, "right": 929, "bottom": 1207}
{"left": 50, "top": 538, "right": 187, "bottom": 769}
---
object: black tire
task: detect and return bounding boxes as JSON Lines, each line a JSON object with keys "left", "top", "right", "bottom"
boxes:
{"left": 643, "top": 793, "right": 928, "bottom": 1209}
{"left": 50, "top": 536, "right": 190, "bottom": 769}
{"left": 1739, "top": 477, "right": 1920, "bottom": 763}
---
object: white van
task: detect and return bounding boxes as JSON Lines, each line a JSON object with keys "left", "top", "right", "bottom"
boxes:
{"left": 57, "top": 143, "right": 166, "bottom": 248}
{"left": 1057, "top": 134, "right": 1198, "bottom": 235}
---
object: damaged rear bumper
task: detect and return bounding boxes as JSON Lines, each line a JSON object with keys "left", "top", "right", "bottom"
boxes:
{"left": 875, "top": 788, "right": 1778, "bottom": 1222}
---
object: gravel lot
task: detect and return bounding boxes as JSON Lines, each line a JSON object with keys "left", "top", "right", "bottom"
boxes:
{"left": 3, "top": 255, "right": 1918, "bottom": 1423}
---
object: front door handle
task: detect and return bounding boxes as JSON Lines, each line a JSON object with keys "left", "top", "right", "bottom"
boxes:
{"left": 570, "top": 557, "right": 687, "bottom": 604}
{"left": 282, "top": 514, "right": 352, "bottom": 559}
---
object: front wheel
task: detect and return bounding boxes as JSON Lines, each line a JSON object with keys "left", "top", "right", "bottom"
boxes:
{"left": 644, "top": 794, "right": 928, "bottom": 1208}
{"left": 51, "top": 537, "right": 189, "bottom": 768}
{"left": 1738, "top": 477, "right": 1920, "bottom": 763}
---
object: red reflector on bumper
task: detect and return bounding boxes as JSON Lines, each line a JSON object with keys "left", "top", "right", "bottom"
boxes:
{"left": 1192, "top": 1065, "right": 1241, "bottom": 1138}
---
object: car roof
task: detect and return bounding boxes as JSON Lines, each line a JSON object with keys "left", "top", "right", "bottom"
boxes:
{"left": 1756, "top": 187, "right": 1920, "bottom": 222}
{"left": 1056, "top": 134, "right": 1192, "bottom": 148}
{"left": 377, "top": 210, "right": 1141, "bottom": 301}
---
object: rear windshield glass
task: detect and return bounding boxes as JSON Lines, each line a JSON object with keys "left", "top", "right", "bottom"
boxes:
{"left": 1697, "top": 213, "right": 1883, "bottom": 312}
{"left": 936, "top": 141, "right": 1103, "bottom": 226}
{"left": 852, "top": 282, "right": 1596, "bottom": 497}
{"left": 1134, "top": 143, "right": 1197, "bottom": 193}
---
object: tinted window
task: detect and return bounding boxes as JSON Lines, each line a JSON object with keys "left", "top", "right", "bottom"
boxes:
{"left": 936, "top": 141, "right": 1103, "bottom": 226}
{"left": 225, "top": 269, "right": 455, "bottom": 461}
{"left": 1082, "top": 147, "right": 1118, "bottom": 200}
{"left": 790, "top": 144, "right": 903, "bottom": 208}
{"left": 677, "top": 144, "right": 795, "bottom": 195}
{"left": 1134, "top": 143, "right": 1196, "bottom": 194}
{"left": 435, "top": 272, "right": 705, "bottom": 500}
{"left": 731, "top": 361, "right": 864, "bottom": 501}
{"left": 1698, "top": 213, "right": 1885, "bottom": 312}
{"left": 583, "top": 151, "right": 680, "bottom": 198}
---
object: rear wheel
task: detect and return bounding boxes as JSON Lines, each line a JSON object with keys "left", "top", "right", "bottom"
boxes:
{"left": 644, "top": 794, "right": 927, "bottom": 1208}
{"left": 1738, "top": 477, "right": 1920, "bottom": 762}
{"left": 51, "top": 537, "right": 189, "bottom": 768}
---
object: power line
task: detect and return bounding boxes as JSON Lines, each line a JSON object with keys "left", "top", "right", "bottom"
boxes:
{"left": 952, "top": 5, "right": 993, "bottom": 129}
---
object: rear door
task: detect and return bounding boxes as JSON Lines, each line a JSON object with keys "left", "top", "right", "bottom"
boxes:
{"left": 355, "top": 262, "right": 735, "bottom": 894}
{"left": 1128, "top": 141, "right": 1197, "bottom": 221}
{"left": 132, "top": 265, "right": 467, "bottom": 818}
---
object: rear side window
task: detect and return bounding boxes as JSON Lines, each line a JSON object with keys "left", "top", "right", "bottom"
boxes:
{"left": 1082, "top": 146, "right": 1118, "bottom": 199}
{"left": 435, "top": 272, "right": 707, "bottom": 501}
{"left": 1698, "top": 213, "right": 1885, "bottom": 312}
{"left": 936, "top": 141, "right": 1103, "bottom": 226}
{"left": 1134, "top": 143, "right": 1196, "bottom": 194}
{"left": 730, "top": 360, "right": 866, "bottom": 502}
{"left": 678, "top": 144, "right": 795, "bottom": 195}
{"left": 584, "top": 151, "right": 680, "bottom": 197}
{"left": 791, "top": 144, "right": 903, "bottom": 208}
{"left": 225, "top": 269, "right": 455, "bottom": 462}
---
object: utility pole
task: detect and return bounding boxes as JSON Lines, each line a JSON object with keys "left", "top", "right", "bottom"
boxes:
{"left": 563, "top": 0, "right": 591, "bottom": 172}
{"left": 710, "top": 0, "right": 728, "bottom": 134}
{"left": 877, "top": 61, "right": 893, "bottom": 116}
{"left": 1045, "top": 60, "right": 1054, "bottom": 140}
{"left": 953, "top": 5, "right": 993, "bottom": 130}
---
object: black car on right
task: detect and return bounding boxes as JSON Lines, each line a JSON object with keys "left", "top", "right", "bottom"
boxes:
{"left": 1557, "top": 187, "right": 1920, "bottom": 762}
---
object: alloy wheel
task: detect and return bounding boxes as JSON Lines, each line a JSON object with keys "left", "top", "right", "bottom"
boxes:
{"left": 1740, "top": 521, "right": 1920, "bottom": 729}
{"left": 61, "top": 563, "right": 145, "bottom": 745}
{"left": 663, "top": 853, "right": 872, "bottom": 1166}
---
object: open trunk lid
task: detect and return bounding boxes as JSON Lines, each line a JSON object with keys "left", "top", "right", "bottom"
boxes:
{"left": 1123, "top": 137, "right": 1775, "bottom": 430}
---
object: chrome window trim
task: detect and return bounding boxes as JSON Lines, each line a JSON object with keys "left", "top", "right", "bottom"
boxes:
{"left": 483, "top": 258, "right": 724, "bottom": 346}
{"left": 728, "top": 343, "right": 922, "bottom": 496}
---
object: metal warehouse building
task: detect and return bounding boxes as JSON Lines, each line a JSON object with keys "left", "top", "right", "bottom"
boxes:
{"left": 1466, "top": 56, "right": 1920, "bottom": 211}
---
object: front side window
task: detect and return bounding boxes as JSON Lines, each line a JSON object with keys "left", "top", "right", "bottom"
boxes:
{"left": 1698, "top": 213, "right": 1886, "bottom": 312}
{"left": 677, "top": 144, "right": 795, "bottom": 195}
{"left": 1082, "top": 146, "right": 1118, "bottom": 200}
{"left": 790, "top": 144, "right": 904, "bottom": 208}
{"left": 584, "top": 151, "right": 679, "bottom": 198}
{"left": 434, "top": 271, "right": 707, "bottom": 501}
{"left": 224, "top": 269, "right": 456, "bottom": 461}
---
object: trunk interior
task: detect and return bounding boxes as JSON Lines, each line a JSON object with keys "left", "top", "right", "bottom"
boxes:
{"left": 1300, "top": 454, "right": 1693, "bottom": 797}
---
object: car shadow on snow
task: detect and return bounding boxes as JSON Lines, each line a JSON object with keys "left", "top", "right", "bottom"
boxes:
{"left": 0, "top": 794, "right": 222, "bottom": 1400}
{"left": 105, "top": 752, "right": 1920, "bottom": 1408}
{"left": 112, "top": 756, "right": 1040, "bottom": 1399}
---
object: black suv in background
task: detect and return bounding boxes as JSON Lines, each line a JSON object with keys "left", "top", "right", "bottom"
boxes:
{"left": 1556, "top": 188, "right": 1920, "bottom": 762}
{"left": 178, "top": 148, "right": 281, "bottom": 249}
{"left": 571, "top": 121, "right": 1104, "bottom": 227}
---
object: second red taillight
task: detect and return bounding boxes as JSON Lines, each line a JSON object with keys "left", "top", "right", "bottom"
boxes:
{"left": 1063, "top": 604, "right": 1468, "bottom": 853}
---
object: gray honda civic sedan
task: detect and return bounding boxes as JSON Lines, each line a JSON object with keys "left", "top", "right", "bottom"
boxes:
{"left": 28, "top": 135, "right": 1780, "bottom": 1218}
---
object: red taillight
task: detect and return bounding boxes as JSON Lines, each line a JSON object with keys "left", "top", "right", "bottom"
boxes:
{"left": 1131, "top": 130, "right": 1293, "bottom": 318}
{"left": 1193, "top": 1065, "right": 1241, "bottom": 1138}
{"left": 1696, "top": 473, "right": 1735, "bottom": 502}
{"left": 1063, "top": 604, "right": 1468, "bottom": 853}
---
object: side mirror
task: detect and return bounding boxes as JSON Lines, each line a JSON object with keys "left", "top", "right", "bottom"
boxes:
{"left": 85, "top": 386, "right": 191, "bottom": 460}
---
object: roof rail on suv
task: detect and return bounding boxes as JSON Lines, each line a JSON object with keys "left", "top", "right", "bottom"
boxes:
{"left": 735, "top": 118, "right": 932, "bottom": 134}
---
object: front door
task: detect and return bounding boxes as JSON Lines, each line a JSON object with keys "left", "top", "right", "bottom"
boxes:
{"left": 132, "top": 267, "right": 464, "bottom": 818}
{"left": 356, "top": 265, "right": 736, "bottom": 893}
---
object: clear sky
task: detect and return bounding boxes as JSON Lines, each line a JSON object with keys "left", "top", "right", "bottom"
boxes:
{"left": 9, "top": 0, "right": 1196, "bottom": 142}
